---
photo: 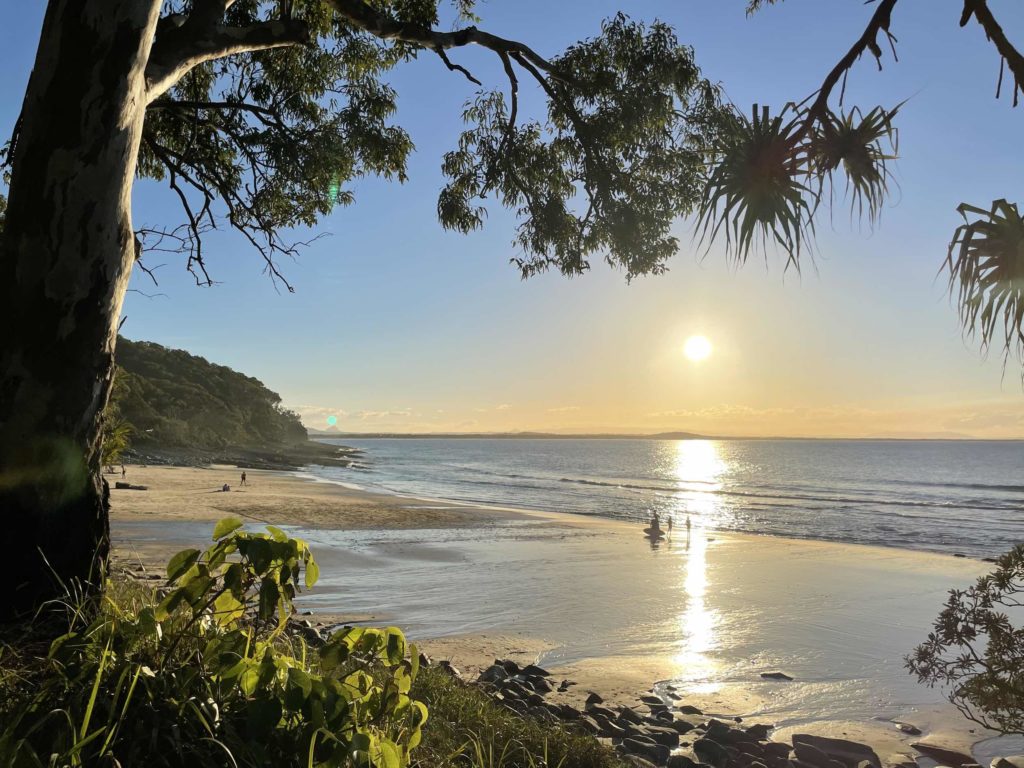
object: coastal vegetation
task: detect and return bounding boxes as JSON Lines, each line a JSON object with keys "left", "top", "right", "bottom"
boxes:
{"left": 908, "top": 544, "right": 1024, "bottom": 735}
{"left": 0, "top": 519, "right": 624, "bottom": 768}
{"left": 111, "top": 337, "right": 307, "bottom": 452}
{"left": 3, "top": 0, "right": 1024, "bottom": 617}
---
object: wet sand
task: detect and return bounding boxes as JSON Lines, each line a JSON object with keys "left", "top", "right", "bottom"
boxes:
{"left": 110, "top": 464, "right": 1000, "bottom": 758}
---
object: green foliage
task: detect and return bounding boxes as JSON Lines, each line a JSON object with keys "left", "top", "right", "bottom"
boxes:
{"left": 112, "top": 336, "right": 307, "bottom": 450}
{"left": 0, "top": 520, "right": 427, "bottom": 767}
{"left": 944, "top": 199, "right": 1024, "bottom": 367}
{"left": 411, "top": 666, "right": 625, "bottom": 768}
{"left": 439, "top": 14, "right": 730, "bottom": 280}
{"left": 100, "top": 368, "right": 134, "bottom": 466}
{"left": 907, "top": 544, "right": 1024, "bottom": 735}
{"left": 696, "top": 102, "right": 899, "bottom": 268}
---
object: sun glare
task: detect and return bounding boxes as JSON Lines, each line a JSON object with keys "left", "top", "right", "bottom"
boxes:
{"left": 684, "top": 335, "right": 712, "bottom": 362}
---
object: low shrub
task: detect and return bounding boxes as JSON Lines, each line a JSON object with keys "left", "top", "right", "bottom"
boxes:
{"left": 0, "top": 518, "right": 426, "bottom": 767}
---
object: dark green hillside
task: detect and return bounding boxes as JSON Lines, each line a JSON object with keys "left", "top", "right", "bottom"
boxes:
{"left": 113, "top": 337, "right": 307, "bottom": 451}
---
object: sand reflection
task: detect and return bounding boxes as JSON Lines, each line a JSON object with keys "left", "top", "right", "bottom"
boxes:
{"left": 673, "top": 526, "right": 722, "bottom": 692}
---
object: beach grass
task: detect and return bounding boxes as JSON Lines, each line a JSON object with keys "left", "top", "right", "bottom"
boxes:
{"left": 411, "top": 666, "right": 625, "bottom": 768}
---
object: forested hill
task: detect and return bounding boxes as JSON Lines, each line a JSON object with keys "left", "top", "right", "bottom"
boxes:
{"left": 112, "top": 337, "right": 307, "bottom": 451}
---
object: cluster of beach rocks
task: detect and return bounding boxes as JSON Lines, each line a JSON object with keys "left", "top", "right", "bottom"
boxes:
{"left": 445, "top": 658, "right": 1011, "bottom": 768}
{"left": 279, "top": 625, "right": 1018, "bottom": 768}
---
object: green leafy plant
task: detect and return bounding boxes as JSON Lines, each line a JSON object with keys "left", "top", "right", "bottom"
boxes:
{"left": 907, "top": 544, "right": 1024, "bottom": 734}
{"left": 0, "top": 518, "right": 427, "bottom": 767}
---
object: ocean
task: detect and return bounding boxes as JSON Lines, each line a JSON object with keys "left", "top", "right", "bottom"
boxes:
{"left": 312, "top": 438, "right": 1024, "bottom": 558}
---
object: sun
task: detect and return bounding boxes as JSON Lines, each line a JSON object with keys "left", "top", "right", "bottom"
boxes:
{"left": 684, "top": 335, "right": 713, "bottom": 362}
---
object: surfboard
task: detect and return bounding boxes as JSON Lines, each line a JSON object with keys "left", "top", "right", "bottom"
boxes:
{"left": 643, "top": 526, "right": 666, "bottom": 539}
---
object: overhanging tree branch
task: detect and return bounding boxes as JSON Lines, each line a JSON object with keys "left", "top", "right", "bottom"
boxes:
{"left": 146, "top": 19, "right": 312, "bottom": 101}
{"left": 323, "top": 0, "right": 563, "bottom": 78}
{"left": 799, "top": 0, "right": 899, "bottom": 135}
{"left": 961, "top": 0, "right": 1024, "bottom": 105}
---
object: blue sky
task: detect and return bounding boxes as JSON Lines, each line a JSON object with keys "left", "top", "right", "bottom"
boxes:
{"left": 4, "top": 1, "right": 1024, "bottom": 437}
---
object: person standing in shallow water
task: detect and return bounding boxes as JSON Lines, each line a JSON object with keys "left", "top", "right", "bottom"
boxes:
{"left": 667, "top": 516, "right": 673, "bottom": 535}
{"left": 240, "top": 471, "right": 247, "bottom": 486}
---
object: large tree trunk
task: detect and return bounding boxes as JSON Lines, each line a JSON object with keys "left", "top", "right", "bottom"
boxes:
{"left": 0, "top": 1, "right": 160, "bottom": 619}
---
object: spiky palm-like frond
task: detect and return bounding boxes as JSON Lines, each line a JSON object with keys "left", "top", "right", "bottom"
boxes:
{"left": 945, "top": 199, "right": 1024, "bottom": 365}
{"left": 696, "top": 101, "right": 900, "bottom": 271}
{"left": 696, "top": 105, "right": 815, "bottom": 269}
{"left": 811, "top": 105, "right": 900, "bottom": 225}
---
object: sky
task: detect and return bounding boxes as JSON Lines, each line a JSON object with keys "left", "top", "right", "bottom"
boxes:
{"left": 4, "top": 1, "right": 1024, "bottom": 438}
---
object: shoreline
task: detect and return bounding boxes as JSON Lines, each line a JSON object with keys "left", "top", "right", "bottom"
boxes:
{"left": 110, "top": 463, "right": 1003, "bottom": 761}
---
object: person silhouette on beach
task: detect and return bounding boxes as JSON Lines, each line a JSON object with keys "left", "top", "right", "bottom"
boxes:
{"left": 121, "top": 464, "right": 126, "bottom": 479}
{"left": 667, "top": 516, "right": 673, "bottom": 535}
{"left": 240, "top": 471, "right": 247, "bottom": 486}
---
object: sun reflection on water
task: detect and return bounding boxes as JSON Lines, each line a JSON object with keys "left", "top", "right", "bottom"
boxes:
{"left": 666, "top": 440, "right": 727, "bottom": 528}
{"left": 673, "top": 527, "right": 722, "bottom": 691}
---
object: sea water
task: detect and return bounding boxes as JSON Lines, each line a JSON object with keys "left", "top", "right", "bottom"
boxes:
{"left": 313, "top": 438, "right": 1024, "bottom": 558}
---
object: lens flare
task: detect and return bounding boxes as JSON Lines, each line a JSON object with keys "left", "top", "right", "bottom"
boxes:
{"left": 326, "top": 415, "right": 338, "bottom": 426}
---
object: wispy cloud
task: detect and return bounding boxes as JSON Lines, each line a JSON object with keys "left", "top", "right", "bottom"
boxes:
{"left": 547, "top": 405, "right": 581, "bottom": 413}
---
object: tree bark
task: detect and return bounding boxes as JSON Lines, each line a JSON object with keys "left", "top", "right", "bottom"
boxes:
{"left": 0, "top": 0, "right": 160, "bottom": 619}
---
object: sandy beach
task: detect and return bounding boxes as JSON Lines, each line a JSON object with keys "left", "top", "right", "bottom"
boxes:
{"left": 110, "top": 464, "right": 1006, "bottom": 761}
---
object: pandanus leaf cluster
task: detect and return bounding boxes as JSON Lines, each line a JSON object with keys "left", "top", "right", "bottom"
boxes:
{"left": 696, "top": 101, "right": 900, "bottom": 268}
{"left": 945, "top": 199, "right": 1024, "bottom": 368}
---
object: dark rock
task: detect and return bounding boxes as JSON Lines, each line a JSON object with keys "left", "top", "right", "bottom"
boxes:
{"left": 695, "top": 737, "right": 731, "bottom": 768}
{"left": 746, "top": 724, "right": 773, "bottom": 740}
{"left": 794, "top": 741, "right": 846, "bottom": 768}
{"left": 585, "top": 692, "right": 605, "bottom": 708}
{"left": 526, "top": 693, "right": 546, "bottom": 708}
{"left": 595, "top": 717, "right": 628, "bottom": 739}
{"left": 478, "top": 664, "right": 510, "bottom": 684}
{"left": 559, "top": 704, "right": 582, "bottom": 721}
{"left": 501, "top": 680, "right": 532, "bottom": 699}
{"left": 764, "top": 743, "right": 793, "bottom": 759}
{"left": 622, "top": 738, "right": 671, "bottom": 764}
{"left": 667, "top": 756, "right": 700, "bottom": 768}
{"left": 575, "top": 716, "right": 600, "bottom": 735}
{"left": 585, "top": 708, "right": 614, "bottom": 724}
{"left": 760, "top": 672, "right": 794, "bottom": 681}
{"left": 641, "top": 725, "right": 681, "bottom": 748}
{"left": 522, "top": 664, "right": 551, "bottom": 677}
{"left": 559, "top": 679, "right": 575, "bottom": 692}
{"left": 910, "top": 744, "right": 975, "bottom": 768}
{"left": 624, "top": 756, "right": 659, "bottom": 768}
{"left": 894, "top": 723, "right": 921, "bottom": 736}
{"left": 671, "top": 718, "right": 697, "bottom": 735}
{"left": 503, "top": 699, "right": 528, "bottom": 714}
{"left": 653, "top": 711, "right": 675, "bottom": 724}
{"left": 738, "top": 743, "right": 767, "bottom": 759}
{"left": 497, "top": 658, "right": 521, "bottom": 675}
{"left": 531, "top": 676, "right": 554, "bottom": 694}
{"left": 619, "top": 707, "right": 646, "bottom": 725}
{"left": 704, "top": 719, "right": 733, "bottom": 740}
{"left": 793, "top": 735, "right": 881, "bottom": 768}
{"left": 438, "top": 660, "right": 461, "bottom": 678}
{"left": 418, "top": 652, "right": 432, "bottom": 668}
{"left": 680, "top": 705, "right": 705, "bottom": 715}
{"left": 642, "top": 695, "right": 665, "bottom": 706}
{"left": 992, "top": 757, "right": 1024, "bottom": 768}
